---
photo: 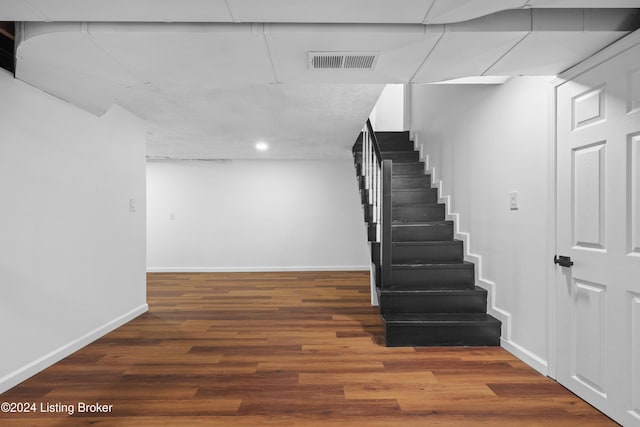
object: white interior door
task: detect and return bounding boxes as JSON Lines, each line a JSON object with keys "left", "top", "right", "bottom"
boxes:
{"left": 556, "top": 40, "right": 640, "bottom": 426}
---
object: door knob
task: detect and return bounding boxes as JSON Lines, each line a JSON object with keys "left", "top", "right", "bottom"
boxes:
{"left": 554, "top": 255, "right": 574, "bottom": 268}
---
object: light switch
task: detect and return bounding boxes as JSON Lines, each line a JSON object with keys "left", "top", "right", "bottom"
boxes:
{"left": 510, "top": 191, "right": 519, "bottom": 210}
{"left": 169, "top": 213, "right": 175, "bottom": 220}
{"left": 129, "top": 198, "right": 136, "bottom": 212}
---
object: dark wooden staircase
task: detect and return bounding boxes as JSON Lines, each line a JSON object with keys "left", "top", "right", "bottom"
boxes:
{"left": 0, "top": 22, "right": 15, "bottom": 74}
{"left": 353, "top": 127, "right": 501, "bottom": 347}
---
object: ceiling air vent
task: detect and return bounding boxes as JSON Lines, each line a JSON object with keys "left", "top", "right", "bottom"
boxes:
{"left": 308, "top": 52, "right": 379, "bottom": 70}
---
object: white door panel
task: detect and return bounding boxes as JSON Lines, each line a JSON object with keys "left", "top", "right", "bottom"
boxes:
{"left": 556, "top": 41, "right": 640, "bottom": 426}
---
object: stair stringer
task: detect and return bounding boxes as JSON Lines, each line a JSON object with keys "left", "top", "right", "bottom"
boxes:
{"left": 412, "top": 133, "right": 548, "bottom": 375}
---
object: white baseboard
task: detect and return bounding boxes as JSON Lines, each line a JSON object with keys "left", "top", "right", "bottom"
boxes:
{"left": 146, "top": 266, "right": 371, "bottom": 273}
{"left": 0, "top": 304, "right": 148, "bottom": 394}
{"left": 501, "top": 338, "right": 549, "bottom": 376}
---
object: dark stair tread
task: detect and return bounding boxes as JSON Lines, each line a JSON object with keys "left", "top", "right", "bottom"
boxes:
{"left": 391, "top": 219, "right": 453, "bottom": 230}
{"left": 392, "top": 184, "right": 432, "bottom": 191}
{"left": 390, "top": 164, "right": 425, "bottom": 170}
{"left": 382, "top": 313, "right": 500, "bottom": 325}
{"left": 392, "top": 177, "right": 430, "bottom": 181}
{"left": 378, "top": 286, "right": 488, "bottom": 314}
{"left": 392, "top": 222, "right": 454, "bottom": 242}
{"left": 384, "top": 283, "right": 481, "bottom": 292}
{"left": 393, "top": 203, "right": 443, "bottom": 208}
{"left": 393, "top": 172, "right": 425, "bottom": 177}
{"left": 392, "top": 174, "right": 430, "bottom": 179}
{"left": 355, "top": 131, "right": 411, "bottom": 139}
{"left": 379, "top": 285, "right": 486, "bottom": 296}
{"left": 354, "top": 131, "right": 410, "bottom": 142}
{"left": 392, "top": 192, "right": 438, "bottom": 198}
{"left": 392, "top": 188, "right": 434, "bottom": 192}
{"left": 392, "top": 220, "right": 452, "bottom": 225}
{"left": 393, "top": 204, "right": 444, "bottom": 222}
{"left": 392, "top": 261, "right": 473, "bottom": 269}
{"left": 382, "top": 162, "right": 425, "bottom": 174}
{"left": 393, "top": 203, "right": 442, "bottom": 208}
{"left": 392, "top": 240, "right": 463, "bottom": 264}
{"left": 354, "top": 152, "right": 417, "bottom": 158}
{"left": 393, "top": 172, "right": 428, "bottom": 175}
{"left": 376, "top": 131, "right": 410, "bottom": 138}
{"left": 391, "top": 171, "right": 429, "bottom": 178}
{"left": 391, "top": 161, "right": 424, "bottom": 165}
{"left": 392, "top": 240, "right": 461, "bottom": 246}
{"left": 382, "top": 154, "right": 420, "bottom": 161}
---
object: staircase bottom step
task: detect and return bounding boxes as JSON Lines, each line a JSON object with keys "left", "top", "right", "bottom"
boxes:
{"left": 381, "top": 313, "right": 501, "bottom": 347}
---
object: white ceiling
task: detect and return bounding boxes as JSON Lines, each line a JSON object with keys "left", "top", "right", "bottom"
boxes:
{"left": 3, "top": 0, "right": 640, "bottom": 23}
{"left": 3, "top": 1, "right": 640, "bottom": 159}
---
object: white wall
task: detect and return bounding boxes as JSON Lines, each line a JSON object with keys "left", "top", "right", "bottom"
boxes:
{"left": 147, "top": 159, "right": 370, "bottom": 271}
{"left": 0, "top": 70, "right": 148, "bottom": 393}
{"left": 410, "top": 77, "right": 554, "bottom": 372}
{"left": 370, "top": 84, "right": 404, "bottom": 131}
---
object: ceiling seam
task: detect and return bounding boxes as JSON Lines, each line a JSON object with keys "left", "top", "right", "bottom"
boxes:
{"left": 481, "top": 9, "right": 534, "bottom": 76}
{"left": 482, "top": 31, "right": 532, "bottom": 76}
{"left": 421, "top": 0, "right": 438, "bottom": 24}
{"left": 83, "top": 27, "right": 144, "bottom": 87}
{"left": 408, "top": 25, "right": 445, "bottom": 84}
{"left": 81, "top": 25, "right": 194, "bottom": 126}
{"left": 21, "top": 0, "right": 51, "bottom": 21}
{"left": 262, "top": 24, "right": 282, "bottom": 84}
{"left": 224, "top": 0, "right": 240, "bottom": 23}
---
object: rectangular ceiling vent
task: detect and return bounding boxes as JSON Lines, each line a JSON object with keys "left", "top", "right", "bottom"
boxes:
{"left": 308, "top": 52, "right": 379, "bottom": 70}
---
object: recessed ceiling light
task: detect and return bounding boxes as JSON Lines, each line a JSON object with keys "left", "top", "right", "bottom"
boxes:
{"left": 255, "top": 142, "right": 268, "bottom": 151}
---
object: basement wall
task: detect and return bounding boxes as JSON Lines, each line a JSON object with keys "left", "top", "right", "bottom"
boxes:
{"left": 370, "top": 84, "right": 405, "bottom": 131}
{"left": 410, "top": 76, "right": 554, "bottom": 373}
{"left": 146, "top": 159, "right": 370, "bottom": 272}
{"left": 0, "top": 70, "right": 148, "bottom": 393}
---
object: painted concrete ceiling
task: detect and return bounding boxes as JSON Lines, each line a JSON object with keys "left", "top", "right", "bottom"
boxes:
{"left": 3, "top": 2, "right": 640, "bottom": 159}
{"left": 3, "top": 0, "right": 640, "bottom": 23}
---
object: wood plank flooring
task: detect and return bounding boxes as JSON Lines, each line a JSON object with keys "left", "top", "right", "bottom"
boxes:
{"left": 0, "top": 272, "right": 617, "bottom": 426}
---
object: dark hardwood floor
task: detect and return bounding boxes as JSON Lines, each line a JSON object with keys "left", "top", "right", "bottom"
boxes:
{"left": 0, "top": 272, "right": 616, "bottom": 426}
